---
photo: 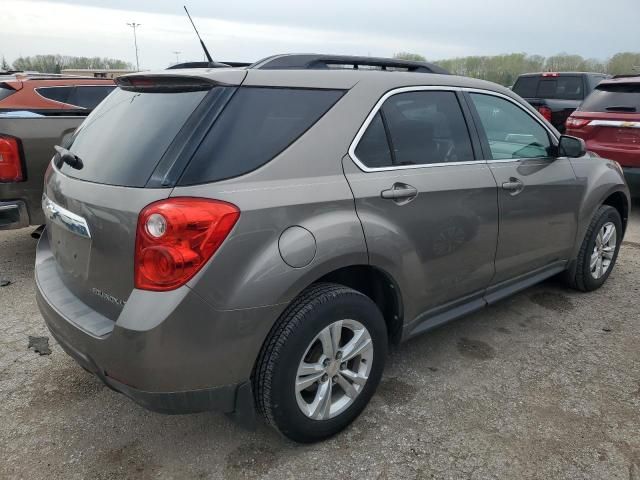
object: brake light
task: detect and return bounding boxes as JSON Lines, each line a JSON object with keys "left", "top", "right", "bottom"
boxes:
{"left": 542, "top": 72, "right": 560, "bottom": 77}
{"left": 537, "top": 106, "right": 552, "bottom": 122}
{"left": 565, "top": 117, "right": 591, "bottom": 129}
{"left": 135, "top": 198, "right": 240, "bottom": 291}
{"left": 0, "top": 135, "right": 23, "bottom": 182}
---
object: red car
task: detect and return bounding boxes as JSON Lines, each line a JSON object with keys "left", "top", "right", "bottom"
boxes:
{"left": 566, "top": 76, "right": 640, "bottom": 195}
{"left": 0, "top": 74, "right": 115, "bottom": 115}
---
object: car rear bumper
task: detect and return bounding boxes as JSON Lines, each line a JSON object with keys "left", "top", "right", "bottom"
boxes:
{"left": 0, "top": 200, "right": 29, "bottom": 230}
{"left": 35, "top": 231, "right": 283, "bottom": 416}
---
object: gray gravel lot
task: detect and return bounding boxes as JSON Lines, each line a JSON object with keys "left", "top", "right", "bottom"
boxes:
{"left": 1, "top": 202, "right": 639, "bottom": 480}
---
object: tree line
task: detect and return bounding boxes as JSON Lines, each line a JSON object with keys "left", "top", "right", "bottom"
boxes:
{"left": 3, "top": 52, "right": 640, "bottom": 84}
{"left": 394, "top": 52, "right": 640, "bottom": 86}
{"left": 1, "top": 54, "right": 133, "bottom": 73}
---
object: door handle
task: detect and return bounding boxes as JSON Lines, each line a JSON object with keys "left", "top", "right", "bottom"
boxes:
{"left": 381, "top": 183, "right": 418, "bottom": 199}
{"left": 501, "top": 177, "right": 524, "bottom": 195}
{"left": 381, "top": 183, "right": 418, "bottom": 203}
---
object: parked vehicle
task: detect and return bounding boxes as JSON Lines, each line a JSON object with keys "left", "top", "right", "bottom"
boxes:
{"left": 565, "top": 75, "right": 640, "bottom": 195}
{"left": 0, "top": 75, "right": 115, "bottom": 230}
{"left": 35, "top": 54, "right": 630, "bottom": 443}
{"left": 512, "top": 72, "right": 609, "bottom": 132}
{"left": 0, "top": 74, "right": 115, "bottom": 115}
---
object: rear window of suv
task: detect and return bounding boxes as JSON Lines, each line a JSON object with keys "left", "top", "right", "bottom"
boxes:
{"left": 61, "top": 87, "right": 208, "bottom": 186}
{"left": 579, "top": 83, "right": 640, "bottom": 112}
{"left": 178, "top": 87, "right": 343, "bottom": 185}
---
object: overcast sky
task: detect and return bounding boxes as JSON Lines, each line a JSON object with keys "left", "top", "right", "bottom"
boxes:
{"left": 1, "top": 0, "right": 639, "bottom": 69}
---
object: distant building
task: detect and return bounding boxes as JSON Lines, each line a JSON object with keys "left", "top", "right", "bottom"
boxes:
{"left": 61, "top": 68, "right": 136, "bottom": 79}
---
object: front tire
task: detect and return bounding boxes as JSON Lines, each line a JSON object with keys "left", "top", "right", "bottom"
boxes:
{"left": 253, "top": 283, "right": 387, "bottom": 443}
{"left": 567, "top": 205, "right": 622, "bottom": 292}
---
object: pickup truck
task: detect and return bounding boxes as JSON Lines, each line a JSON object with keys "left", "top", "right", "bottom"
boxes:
{"left": 0, "top": 117, "right": 82, "bottom": 230}
{"left": 0, "top": 75, "right": 114, "bottom": 231}
{"left": 512, "top": 72, "right": 609, "bottom": 133}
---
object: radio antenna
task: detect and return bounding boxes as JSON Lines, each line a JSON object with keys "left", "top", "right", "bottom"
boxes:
{"left": 183, "top": 6, "right": 213, "bottom": 63}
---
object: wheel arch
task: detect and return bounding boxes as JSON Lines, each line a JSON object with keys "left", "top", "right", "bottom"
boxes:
{"left": 315, "top": 265, "right": 404, "bottom": 345}
{"left": 602, "top": 190, "right": 629, "bottom": 235}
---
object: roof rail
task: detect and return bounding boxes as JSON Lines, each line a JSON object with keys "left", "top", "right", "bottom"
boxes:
{"left": 166, "top": 61, "right": 252, "bottom": 70}
{"left": 612, "top": 74, "right": 640, "bottom": 79}
{"left": 250, "top": 54, "right": 449, "bottom": 74}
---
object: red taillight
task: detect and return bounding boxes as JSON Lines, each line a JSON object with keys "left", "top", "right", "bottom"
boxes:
{"left": 565, "top": 117, "right": 591, "bottom": 129}
{"left": 542, "top": 72, "right": 560, "bottom": 77}
{"left": 0, "top": 136, "right": 23, "bottom": 182}
{"left": 537, "top": 106, "right": 552, "bottom": 122}
{"left": 134, "top": 198, "right": 240, "bottom": 291}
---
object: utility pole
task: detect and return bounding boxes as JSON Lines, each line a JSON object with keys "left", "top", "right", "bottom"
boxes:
{"left": 172, "top": 51, "right": 181, "bottom": 64}
{"left": 126, "top": 22, "right": 141, "bottom": 71}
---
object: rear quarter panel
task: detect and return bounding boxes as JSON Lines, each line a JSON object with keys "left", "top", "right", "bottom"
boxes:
{"left": 0, "top": 117, "right": 83, "bottom": 224}
{"left": 172, "top": 81, "right": 379, "bottom": 311}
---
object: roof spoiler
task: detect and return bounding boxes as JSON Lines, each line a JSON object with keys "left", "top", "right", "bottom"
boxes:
{"left": 249, "top": 54, "right": 449, "bottom": 74}
{"left": 116, "top": 75, "right": 216, "bottom": 92}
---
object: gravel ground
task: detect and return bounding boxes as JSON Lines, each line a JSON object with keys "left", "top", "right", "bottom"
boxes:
{"left": 1, "top": 201, "right": 639, "bottom": 480}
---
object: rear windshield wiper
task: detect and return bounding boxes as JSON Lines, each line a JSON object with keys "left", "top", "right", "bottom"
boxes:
{"left": 605, "top": 106, "right": 637, "bottom": 112}
{"left": 54, "top": 145, "right": 83, "bottom": 170}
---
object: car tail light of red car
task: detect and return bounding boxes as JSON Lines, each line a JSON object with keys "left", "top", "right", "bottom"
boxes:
{"left": 0, "top": 135, "right": 24, "bottom": 182}
{"left": 135, "top": 198, "right": 240, "bottom": 291}
{"left": 537, "top": 106, "right": 553, "bottom": 122}
{"left": 565, "top": 117, "right": 591, "bottom": 129}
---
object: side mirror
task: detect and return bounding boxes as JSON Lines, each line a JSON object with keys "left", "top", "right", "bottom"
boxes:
{"left": 558, "top": 135, "right": 586, "bottom": 158}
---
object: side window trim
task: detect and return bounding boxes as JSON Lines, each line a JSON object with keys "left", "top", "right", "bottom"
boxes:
{"left": 462, "top": 88, "right": 559, "bottom": 163}
{"left": 348, "top": 85, "right": 483, "bottom": 172}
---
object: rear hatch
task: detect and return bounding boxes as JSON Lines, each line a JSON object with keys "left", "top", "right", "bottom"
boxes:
{"left": 42, "top": 72, "right": 246, "bottom": 320}
{"left": 566, "top": 80, "right": 640, "bottom": 167}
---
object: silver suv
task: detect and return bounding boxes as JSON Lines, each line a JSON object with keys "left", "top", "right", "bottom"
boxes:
{"left": 36, "top": 55, "right": 630, "bottom": 443}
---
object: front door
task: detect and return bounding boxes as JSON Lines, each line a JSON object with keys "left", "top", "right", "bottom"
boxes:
{"left": 344, "top": 88, "right": 499, "bottom": 323}
{"left": 466, "top": 92, "right": 583, "bottom": 284}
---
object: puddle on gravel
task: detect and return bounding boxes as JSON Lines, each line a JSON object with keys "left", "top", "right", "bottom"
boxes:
{"left": 456, "top": 338, "right": 496, "bottom": 360}
{"left": 529, "top": 291, "right": 574, "bottom": 313}
{"left": 224, "top": 442, "right": 278, "bottom": 480}
{"left": 377, "top": 377, "right": 419, "bottom": 406}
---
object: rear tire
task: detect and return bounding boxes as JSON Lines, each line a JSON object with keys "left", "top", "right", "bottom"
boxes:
{"left": 253, "top": 283, "right": 387, "bottom": 443}
{"left": 566, "top": 205, "right": 622, "bottom": 292}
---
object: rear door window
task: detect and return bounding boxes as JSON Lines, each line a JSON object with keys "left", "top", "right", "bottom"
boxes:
{"left": 36, "top": 86, "right": 73, "bottom": 104}
{"left": 67, "top": 85, "right": 116, "bottom": 110}
{"left": 178, "top": 87, "right": 343, "bottom": 185}
{"left": 380, "top": 91, "right": 475, "bottom": 166}
{"left": 513, "top": 76, "right": 539, "bottom": 98}
{"left": 580, "top": 83, "right": 640, "bottom": 112}
{"left": 0, "top": 85, "right": 15, "bottom": 101}
{"left": 61, "top": 87, "right": 208, "bottom": 186}
{"left": 354, "top": 111, "right": 393, "bottom": 168}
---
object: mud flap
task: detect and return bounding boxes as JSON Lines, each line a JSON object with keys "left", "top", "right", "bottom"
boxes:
{"left": 227, "top": 381, "right": 257, "bottom": 430}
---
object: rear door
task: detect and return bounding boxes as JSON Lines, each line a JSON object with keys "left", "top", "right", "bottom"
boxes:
{"left": 344, "top": 87, "right": 499, "bottom": 321}
{"left": 466, "top": 91, "right": 583, "bottom": 284}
